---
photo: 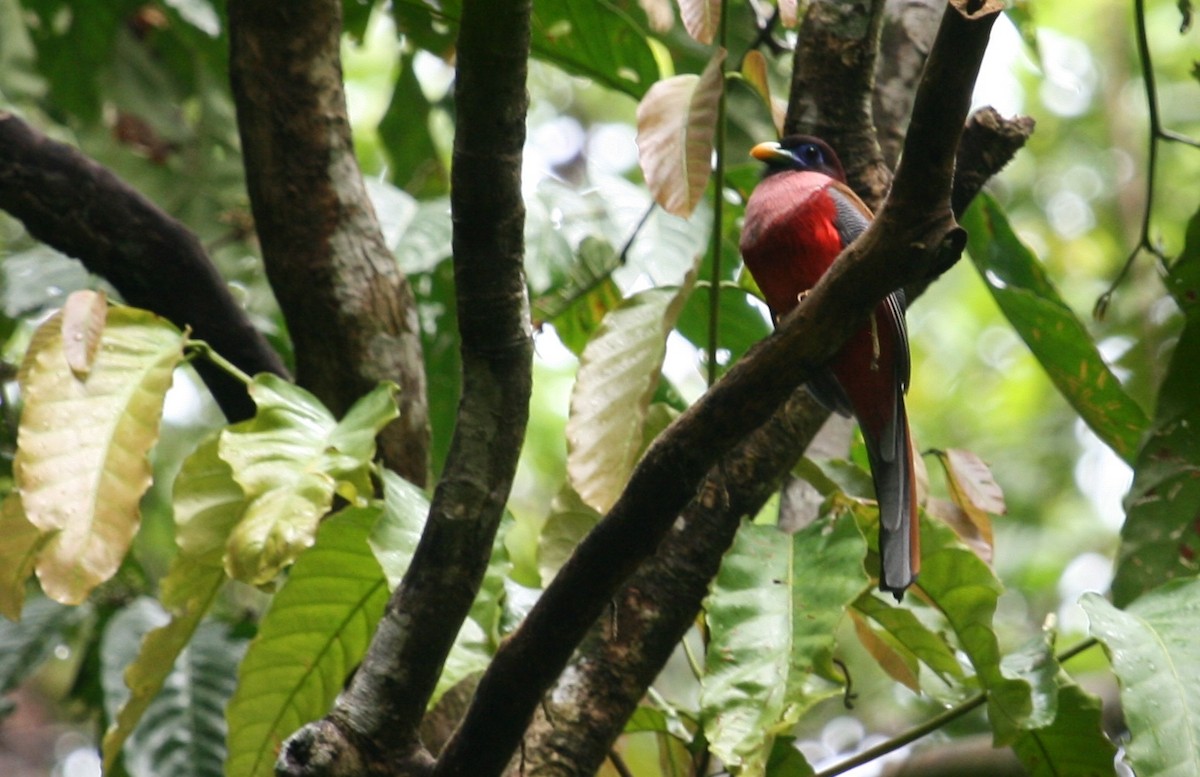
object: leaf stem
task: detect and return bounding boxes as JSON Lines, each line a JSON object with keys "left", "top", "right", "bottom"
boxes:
{"left": 186, "top": 340, "right": 254, "bottom": 386}
{"left": 812, "top": 636, "right": 1103, "bottom": 777}
{"left": 706, "top": 0, "right": 731, "bottom": 385}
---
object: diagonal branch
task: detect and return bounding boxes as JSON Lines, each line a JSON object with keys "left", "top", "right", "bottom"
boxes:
{"left": 510, "top": 106, "right": 1032, "bottom": 774}
{"left": 0, "top": 112, "right": 287, "bottom": 421}
{"left": 432, "top": 3, "right": 1004, "bottom": 775}
{"left": 512, "top": 4, "right": 1033, "bottom": 770}
{"left": 513, "top": 388, "right": 831, "bottom": 775}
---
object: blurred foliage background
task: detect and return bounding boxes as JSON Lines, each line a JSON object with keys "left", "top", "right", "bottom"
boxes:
{"left": 0, "top": 0, "right": 1198, "bottom": 774}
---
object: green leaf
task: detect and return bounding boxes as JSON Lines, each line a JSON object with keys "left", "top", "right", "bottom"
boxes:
{"left": 538, "top": 494, "right": 601, "bottom": 585}
{"left": 1162, "top": 205, "right": 1200, "bottom": 314}
{"left": 636, "top": 49, "right": 726, "bottom": 217}
{"left": 531, "top": 236, "right": 623, "bottom": 327}
{"left": 431, "top": 617, "right": 491, "bottom": 709}
{"left": 226, "top": 508, "right": 390, "bottom": 777}
{"left": 102, "top": 599, "right": 244, "bottom": 777}
{"left": 897, "top": 515, "right": 1033, "bottom": 743}
{"left": 675, "top": 282, "right": 772, "bottom": 367}
{"left": 0, "top": 493, "right": 48, "bottom": 620}
{"left": 701, "top": 516, "right": 864, "bottom": 775}
{"left": 766, "top": 736, "right": 816, "bottom": 777}
{"left": 531, "top": 0, "right": 662, "bottom": 97}
{"left": 393, "top": 196, "right": 453, "bottom": 275}
{"left": 219, "top": 375, "right": 397, "bottom": 585}
{"left": 101, "top": 431, "right": 240, "bottom": 769}
{"left": 394, "top": 0, "right": 661, "bottom": 97}
{"left": 963, "top": 194, "right": 1149, "bottom": 461}
{"left": 378, "top": 53, "right": 449, "bottom": 197}
{"left": 0, "top": 596, "right": 80, "bottom": 696}
{"left": 101, "top": 564, "right": 224, "bottom": 771}
{"left": 544, "top": 276, "right": 624, "bottom": 356}
{"left": 15, "top": 301, "right": 185, "bottom": 604}
{"left": 1083, "top": 579, "right": 1200, "bottom": 777}
{"left": 566, "top": 276, "right": 696, "bottom": 513}
{"left": 1113, "top": 208, "right": 1200, "bottom": 605}
{"left": 169, "top": 432, "right": 248, "bottom": 593}
{"left": 0, "top": 245, "right": 90, "bottom": 318}
{"left": 323, "top": 382, "right": 400, "bottom": 494}
{"left": 850, "top": 590, "right": 964, "bottom": 693}
{"left": 24, "top": 0, "right": 137, "bottom": 121}
{"left": 998, "top": 633, "right": 1059, "bottom": 732}
{"left": 1010, "top": 679, "right": 1118, "bottom": 777}
{"left": 367, "top": 468, "right": 430, "bottom": 589}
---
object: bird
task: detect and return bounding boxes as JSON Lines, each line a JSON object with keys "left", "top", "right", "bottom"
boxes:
{"left": 740, "top": 134, "right": 918, "bottom": 598}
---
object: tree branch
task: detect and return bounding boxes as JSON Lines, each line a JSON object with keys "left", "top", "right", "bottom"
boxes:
{"left": 508, "top": 104, "right": 1032, "bottom": 772}
{"left": 513, "top": 389, "right": 831, "bottom": 775}
{"left": 275, "top": 0, "right": 533, "bottom": 772}
{"left": 229, "top": 0, "right": 430, "bottom": 486}
{"left": 0, "top": 112, "right": 287, "bottom": 421}
{"left": 431, "top": 3, "right": 1004, "bottom": 775}
{"left": 787, "top": 0, "right": 892, "bottom": 208}
{"left": 511, "top": 2, "right": 1032, "bottom": 769}
{"left": 874, "top": 0, "right": 945, "bottom": 169}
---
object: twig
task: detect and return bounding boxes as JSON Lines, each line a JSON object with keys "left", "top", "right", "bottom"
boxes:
{"left": 608, "top": 750, "right": 636, "bottom": 777}
{"left": 1096, "top": 0, "right": 1200, "bottom": 318}
{"left": 813, "top": 636, "right": 1102, "bottom": 777}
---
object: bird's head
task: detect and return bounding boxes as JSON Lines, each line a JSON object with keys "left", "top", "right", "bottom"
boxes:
{"left": 750, "top": 135, "right": 846, "bottom": 183}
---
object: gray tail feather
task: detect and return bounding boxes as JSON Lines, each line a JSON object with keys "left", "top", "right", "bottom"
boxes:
{"left": 864, "top": 397, "right": 916, "bottom": 599}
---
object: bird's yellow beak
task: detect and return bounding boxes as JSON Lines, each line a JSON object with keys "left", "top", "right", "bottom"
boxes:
{"left": 750, "top": 141, "right": 786, "bottom": 163}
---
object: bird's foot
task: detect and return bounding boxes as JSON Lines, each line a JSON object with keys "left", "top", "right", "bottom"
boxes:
{"left": 869, "top": 314, "right": 881, "bottom": 371}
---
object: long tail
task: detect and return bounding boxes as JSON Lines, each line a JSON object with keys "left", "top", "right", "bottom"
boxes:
{"left": 864, "top": 396, "right": 919, "bottom": 599}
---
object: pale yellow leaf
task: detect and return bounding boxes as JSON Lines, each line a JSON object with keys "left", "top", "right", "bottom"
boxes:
{"left": 945, "top": 448, "right": 1006, "bottom": 515}
{"left": 636, "top": 49, "right": 727, "bottom": 217}
{"left": 215, "top": 375, "right": 393, "bottom": 587}
{"left": 938, "top": 448, "right": 1005, "bottom": 555}
{"left": 15, "top": 307, "right": 184, "bottom": 604}
{"left": 678, "top": 0, "right": 720, "bottom": 43}
{"left": 567, "top": 272, "right": 696, "bottom": 513}
{"left": 924, "top": 496, "right": 993, "bottom": 564}
{"left": 778, "top": 0, "right": 800, "bottom": 28}
{"left": 639, "top": 0, "right": 674, "bottom": 32}
{"left": 740, "top": 50, "right": 785, "bottom": 136}
{"left": 61, "top": 289, "right": 107, "bottom": 378}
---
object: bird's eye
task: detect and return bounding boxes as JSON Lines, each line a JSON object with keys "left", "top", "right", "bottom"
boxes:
{"left": 798, "top": 144, "right": 823, "bottom": 166}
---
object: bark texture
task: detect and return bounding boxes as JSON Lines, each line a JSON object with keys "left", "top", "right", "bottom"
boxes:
{"left": 229, "top": 0, "right": 430, "bottom": 485}
{"left": 422, "top": 4, "right": 1008, "bottom": 775}
{"left": 503, "top": 0, "right": 1032, "bottom": 772}
{"left": 874, "top": 0, "right": 945, "bottom": 168}
{"left": 0, "top": 112, "right": 287, "bottom": 421}
{"left": 511, "top": 390, "right": 831, "bottom": 775}
{"left": 274, "top": 0, "right": 533, "bottom": 773}
{"left": 787, "top": 0, "right": 892, "bottom": 208}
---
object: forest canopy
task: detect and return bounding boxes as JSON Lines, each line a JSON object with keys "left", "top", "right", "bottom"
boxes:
{"left": 0, "top": 0, "right": 1199, "bottom": 776}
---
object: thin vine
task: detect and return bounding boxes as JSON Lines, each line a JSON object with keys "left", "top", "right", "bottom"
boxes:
{"left": 1095, "top": 0, "right": 1200, "bottom": 318}
{"left": 706, "top": 0, "right": 732, "bottom": 385}
{"left": 813, "top": 638, "right": 1101, "bottom": 777}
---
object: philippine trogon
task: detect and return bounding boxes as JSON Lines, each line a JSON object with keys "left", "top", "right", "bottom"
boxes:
{"left": 740, "top": 134, "right": 918, "bottom": 597}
